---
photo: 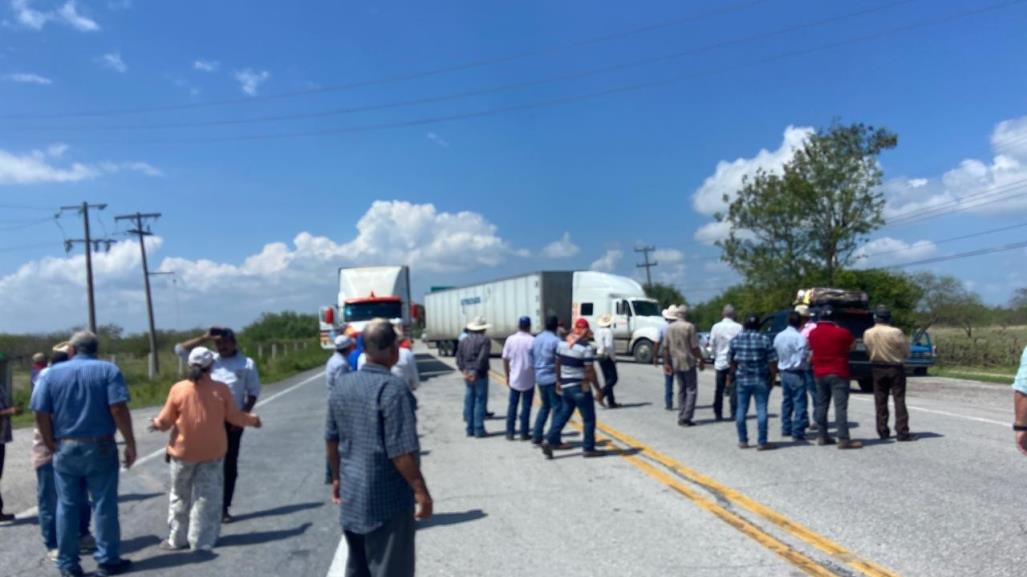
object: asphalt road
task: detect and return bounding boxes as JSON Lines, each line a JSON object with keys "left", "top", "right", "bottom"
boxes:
{"left": 0, "top": 348, "right": 1024, "bottom": 577}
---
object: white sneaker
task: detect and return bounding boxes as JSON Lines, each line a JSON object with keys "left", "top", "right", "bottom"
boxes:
{"left": 47, "top": 549, "right": 59, "bottom": 562}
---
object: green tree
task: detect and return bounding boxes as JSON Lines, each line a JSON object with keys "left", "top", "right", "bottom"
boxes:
{"left": 913, "top": 272, "right": 987, "bottom": 338}
{"left": 717, "top": 122, "right": 898, "bottom": 289}
{"left": 239, "top": 311, "right": 318, "bottom": 343}
{"left": 644, "top": 282, "right": 686, "bottom": 310}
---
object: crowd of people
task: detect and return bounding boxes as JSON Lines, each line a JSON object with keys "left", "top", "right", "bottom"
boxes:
{"left": 449, "top": 300, "right": 920, "bottom": 459}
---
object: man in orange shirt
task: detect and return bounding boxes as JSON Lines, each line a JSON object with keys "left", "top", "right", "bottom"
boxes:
{"left": 150, "top": 347, "right": 263, "bottom": 551}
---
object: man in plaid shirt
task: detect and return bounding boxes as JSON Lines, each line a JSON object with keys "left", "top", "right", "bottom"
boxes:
{"left": 728, "top": 314, "right": 778, "bottom": 451}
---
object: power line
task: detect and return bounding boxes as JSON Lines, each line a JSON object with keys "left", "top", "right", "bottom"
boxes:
{"left": 884, "top": 239, "right": 1027, "bottom": 269}
{"left": 0, "top": 0, "right": 774, "bottom": 121}
{"left": 8, "top": 0, "right": 922, "bottom": 135}
{"left": 47, "top": 0, "right": 1025, "bottom": 146}
{"left": 856, "top": 221, "right": 1027, "bottom": 263}
{"left": 883, "top": 177, "right": 1027, "bottom": 227}
{"left": 58, "top": 202, "right": 115, "bottom": 333}
{"left": 635, "top": 246, "right": 658, "bottom": 287}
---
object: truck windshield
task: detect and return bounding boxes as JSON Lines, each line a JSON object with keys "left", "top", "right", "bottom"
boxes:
{"left": 344, "top": 301, "right": 403, "bottom": 322}
{"left": 631, "top": 300, "right": 661, "bottom": 317}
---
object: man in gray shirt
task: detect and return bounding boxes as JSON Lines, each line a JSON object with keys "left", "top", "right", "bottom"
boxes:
{"left": 326, "top": 319, "right": 432, "bottom": 577}
{"left": 456, "top": 316, "right": 492, "bottom": 438}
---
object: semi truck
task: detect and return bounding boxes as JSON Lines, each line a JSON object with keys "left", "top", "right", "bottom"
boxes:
{"left": 318, "top": 265, "right": 413, "bottom": 349}
{"left": 423, "top": 271, "right": 666, "bottom": 363}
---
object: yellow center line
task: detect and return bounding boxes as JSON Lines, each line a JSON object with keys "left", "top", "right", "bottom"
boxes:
{"left": 487, "top": 369, "right": 901, "bottom": 577}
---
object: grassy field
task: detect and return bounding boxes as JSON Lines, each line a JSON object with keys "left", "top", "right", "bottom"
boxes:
{"left": 5, "top": 340, "right": 327, "bottom": 429}
{"left": 930, "top": 325, "right": 1027, "bottom": 375}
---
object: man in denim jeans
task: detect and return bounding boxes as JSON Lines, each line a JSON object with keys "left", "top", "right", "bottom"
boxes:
{"left": 542, "top": 318, "right": 601, "bottom": 459}
{"left": 531, "top": 316, "right": 565, "bottom": 447}
{"left": 456, "top": 316, "right": 492, "bottom": 438}
{"left": 653, "top": 306, "right": 678, "bottom": 411}
{"left": 728, "top": 315, "right": 778, "bottom": 451}
{"left": 774, "top": 312, "right": 810, "bottom": 441}
{"left": 31, "top": 331, "right": 136, "bottom": 577}
{"left": 503, "top": 316, "right": 536, "bottom": 441}
{"left": 808, "top": 307, "right": 862, "bottom": 450}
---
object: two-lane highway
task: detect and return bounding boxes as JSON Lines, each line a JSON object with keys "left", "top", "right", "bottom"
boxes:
{"left": 1, "top": 347, "right": 1023, "bottom": 576}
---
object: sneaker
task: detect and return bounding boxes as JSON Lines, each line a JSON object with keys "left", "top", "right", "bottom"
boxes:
{"left": 896, "top": 434, "right": 919, "bottom": 442}
{"left": 531, "top": 439, "right": 542, "bottom": 446}
{"left": 554, "top": 443, "right": 572, "bottom": 450}
{"left": 158, "top": 540, "right": 188, "bottom": 551}
{"left": 792, "top": 436, "right": 807, "bottom": 443}
{"left": 96, "top": 559, "right": 133, "bottom": 577}
{"left": 0, "top": 512, "right": 14, "bottom": 524}
{"left": 737, "top": 442, "right": 750, "bottom": 449}
{"left": 756, "top": 443, "right": 772, "bottom": 451}
{"left": 808, "top": 423, "right": 819, "bottom": 431}
{"left": 505, "top": 434, "right": 515, "bottom": 441}
{"left": 222, "top": 512, "right": 235, "bottom": 524}
{"left": 541, "top": 443, "right": 554, "bottom": 460}
{"left": 817, "top": 437, "right": 836, "bottom": 446}
{"left": 79, "top": 534, "right": 96, "bottom": 553}
{"left": 47, "top": 549, "right": 59, "bottom": 562}
{"left": 837, "top": 440, "right": 863, "bottom": 450}
{"left": 519, "top": 434, "right": 531, "bottom": 441}
{"left": 474, "top": 432, "right": 487, "bottom": 439}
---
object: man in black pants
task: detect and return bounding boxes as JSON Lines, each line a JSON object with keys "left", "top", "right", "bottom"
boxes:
{"left": 176, "top": 327, "right": 261, "bottom": 523}
{"left": 0, "top": 376, "right": 21, "bottom": 523}
{"left": 594, "top": 314, "right": 619, "bottom": 408}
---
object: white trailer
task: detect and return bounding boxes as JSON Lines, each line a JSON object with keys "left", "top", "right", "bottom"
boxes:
{"left": 424, "top": 271, "right": 665, "bottom": 363}
{"left": 318, "top": 265, "right": 413, "bottom": 349}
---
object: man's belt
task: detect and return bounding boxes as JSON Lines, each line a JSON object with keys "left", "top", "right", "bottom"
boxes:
{"left": 58, "top": 436, "right": 116, "bottom": 444}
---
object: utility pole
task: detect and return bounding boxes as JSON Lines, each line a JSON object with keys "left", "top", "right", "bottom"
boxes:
{"left": 635, "top": 246, "right": 658, "bottom": 288}
{"left": 59, "top": 202, "right": 112, "bottom": 333}
{"left": 115, "top": 212, "right": 162, "bottom": 377}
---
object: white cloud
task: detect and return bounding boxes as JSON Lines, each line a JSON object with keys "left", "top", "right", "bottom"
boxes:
{"left": 425, "top": 132, "right": 450, "bottom": 148}
{"left": 0, "top": 201, "right": 523, "bottom": 331}
{"left": 97, "top": 52, "right": 126, "bottom": 73}
{"left": 56, "top": 1, "right": 97, "bottom": 31}
{"left": 9, "top": 0, "right": 98, "bottom": 31}
{"left": 590, "top": 249, "right": 622, "bottom": 273}
{"left": 652, "top": 248, "right": 683, "bottom": 264}
{"left": 692, "top": 126, "right": 813, "bottom": 216}
{"left": 235, "top": 68, "right": 269, "bottom": 96}
{"left": 853, "top": 237, "right": 937, "bottom": 267}
{"left": 541, "top": 232, "right": 580, "bottom": 259}
{"left": 4, "top": 72, "right": 51, "bottom": 84}
{"left": 0, "top": 144, "right": 160, "bottom": 185}
{"left": 193, "top": 59, "right": 219, "bottom": 72}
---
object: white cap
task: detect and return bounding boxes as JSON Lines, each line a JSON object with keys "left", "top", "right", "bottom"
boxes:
{"left": 188, "top": 346, "right": 215, "bottom": 368}
{"left": 334, "top": 334, "right": 353, "bottom": 349}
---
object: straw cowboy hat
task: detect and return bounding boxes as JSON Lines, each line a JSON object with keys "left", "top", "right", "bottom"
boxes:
{"left": 662, "top": 305, "right": 678, "bottom": 320}
{"left": 597, "top": 314, "right": 614, "bottom": 328}
{"left": 466, "top": 315, "right": 489, "bottom": 331}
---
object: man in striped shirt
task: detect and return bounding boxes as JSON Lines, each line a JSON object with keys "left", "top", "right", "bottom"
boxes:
{"left": 542, "top": 318, "right": 601, "bottom": 459}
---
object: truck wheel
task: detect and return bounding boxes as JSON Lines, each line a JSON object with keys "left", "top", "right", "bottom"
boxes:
{"left": 437, "top": 342, "right": 448, "bottom": 356}
{"left": 913, "top": 367, "right": 927, "bottom": 377}
{"left": 857, "top": 378, "right": 874, "bottom": 393}
{"left": 633, "top": 339, "right": 654, "bottom": 365}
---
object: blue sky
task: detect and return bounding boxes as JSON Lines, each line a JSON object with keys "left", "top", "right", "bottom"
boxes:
{"left": 2, "top": 0, "right": 1027, "bottom": 332}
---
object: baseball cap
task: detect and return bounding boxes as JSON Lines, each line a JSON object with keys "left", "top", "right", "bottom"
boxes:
{"left": 188, "top": 346, "right": 215, "bottom": 368}
{"left": 574, "top": 318, "right": 590, "bottom": 330}
{"left": 518, "top": 316, "right": 531, "bottom": 329}
{"left": 334, "top": 334, "right": 353, "bottom": 349}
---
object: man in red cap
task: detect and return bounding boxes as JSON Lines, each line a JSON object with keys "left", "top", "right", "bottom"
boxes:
{"left": 542, "top": 318, "right": 601, "bottom": 459}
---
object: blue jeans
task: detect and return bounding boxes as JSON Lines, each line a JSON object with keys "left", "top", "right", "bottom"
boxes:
{"left": 780, "top": 372, "right": 809, "bottom": 439}
{"left": 53, "top": 441, "right": 122, "bottom": 571}
{"left": 464, "top": 378, "right": 489, "bottom": 436}
{"left": 664, "top": 373, "right": 675, "bottom": 409}
{"left": 506, "top": 388, "right": 535, "bottom": 438}
{"left": 735, "top": 383, "right": 770, "bottom": 445}
{"left": 532, "top": 384, "right": 561, "bottom": 444}
{"left": 37, "top": 462, "right": 92, "bottom": 550}
{"left": 803, "top": 370, "right": 817, "bottom": 425}
{"left": 546, "top": 385, "right": 596, "bottom": 452}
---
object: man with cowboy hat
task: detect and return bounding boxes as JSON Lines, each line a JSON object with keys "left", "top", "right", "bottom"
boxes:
{"left": 542, "top": 318, "right": 601, "bottom": 459}
{"left": 456, "top": 316, "right": 492, "bottom": 438}
{"left": 594, "top": 313, "right": 619, "bottom": 408}
{"left": 663, "top": 305, "right": 706, "bottom": 427}
{"left": 654, "top": 305, "right": 679, "bottom": 411}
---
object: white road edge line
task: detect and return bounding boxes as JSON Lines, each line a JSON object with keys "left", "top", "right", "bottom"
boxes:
{"left": 326, "top": 536, "right": 349, "bottom": 577}
{"left": 14, "top": 370, "right": 326, "bottom": 520}
{"left": 848, "top": 395, "right": 1007, "bottom": 426}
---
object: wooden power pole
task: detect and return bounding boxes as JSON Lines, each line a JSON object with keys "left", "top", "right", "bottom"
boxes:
{"left": 635, "top": 246, "right": 658, "bottom": 288}
{"left": 115, "top": 212, "right": 162, "bottom": 377}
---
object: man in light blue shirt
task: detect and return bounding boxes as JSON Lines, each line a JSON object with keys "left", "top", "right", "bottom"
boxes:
{"left": 531, "top": 316, "right": 564, "bottom": 446}
{"left": 774, "top": 312, "right": 811, "bottom": 441}
{"left": 31, "top": 331, "right": 135, "bottom": 577}
{"left": 326, "top": 334, "right": 354, "bottom": 392}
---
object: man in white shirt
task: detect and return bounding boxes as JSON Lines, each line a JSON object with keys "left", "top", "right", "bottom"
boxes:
{"left": 594, "top": 314, "right": 619, "bottom": 408}
{"left": 326, "top": 334, "right": 354, "bottom": 392}
{"left": 175, "top": 327, "right": 260, "bottom": 524}
{"left": 709, "top": 305, "right": 743, "bottom": 421}
{"left": 503, "top": 317, "right": 536, "bottom": 440}
{"left": 774, "top": 311, "right": 811, "bottom": 441}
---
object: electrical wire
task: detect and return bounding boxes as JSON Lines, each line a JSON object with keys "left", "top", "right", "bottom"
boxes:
{"left": 0, "top": 0, "right": 775, "bottom": 121}
{"left": 884, "top": 239, "right": 1027, "bottom": 268}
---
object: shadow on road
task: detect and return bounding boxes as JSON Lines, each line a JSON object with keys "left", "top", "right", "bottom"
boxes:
{"left": 552, "top": 447, "right": 643, "bottom": 460}
{"left": 415, "top": 355, "right": 455, "bottom": 382}
{"left": 218, "top": 522, "right": 312, "bottom": 547}
{"left": 129, "top": 549, "right": 217, "bottom": 572}
{"left": 230, "top": 501, "right": 323, "bottom": 523}
{"left": 607, "top": 402, "right": 652, "bottom": 409}
{"left": 418, "top": 509, "right": 487, "bottom": 529}
{"left": 121, "top": 534, "right": 163, "bottom": 555}
{"left": 119, "top": 492, "right": 163, "bottom": 504}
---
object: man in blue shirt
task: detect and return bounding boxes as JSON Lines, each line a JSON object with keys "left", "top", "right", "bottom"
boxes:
{"left": 531, "top": 316, "right": 564, "bottom": 446}
{"left": 326, "top": 319, "right": 432, "bottom": 577}
{"left": 728, "top": 315, "right": 778, "bottom": 451}
{"left": 30, "top": 331, "right": 136, "bottom": 577}
{"left": 774, "top": 312, "right": 811, "bottom": 441}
